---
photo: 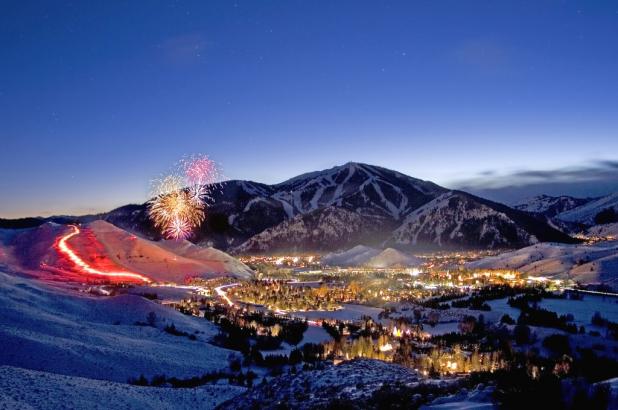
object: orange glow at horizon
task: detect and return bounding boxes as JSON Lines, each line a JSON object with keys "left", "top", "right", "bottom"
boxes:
{"left": 56, "top": 225, "right": 151, "bottom": 283}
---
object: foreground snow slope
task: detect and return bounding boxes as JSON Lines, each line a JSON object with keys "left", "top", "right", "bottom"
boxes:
{"left": 0, "top": 271, "right": 233, "bottom": 382}
{"left": 219, "top": 359, "right": 419, "bottom": 409}
{"left": 0, "top": 365, "right": 244, "bottom": 410}
{"left": 467, "top": 242, "right": 618, "bottom": 286}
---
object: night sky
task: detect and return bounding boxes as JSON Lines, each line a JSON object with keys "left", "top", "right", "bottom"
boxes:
{"left": 2, "top": 1, "right": 618, "bottom": 217}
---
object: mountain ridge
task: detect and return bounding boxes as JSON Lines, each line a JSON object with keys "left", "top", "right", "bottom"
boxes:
{"left": 1, "top": 162, "right": 580, "bottom": 253}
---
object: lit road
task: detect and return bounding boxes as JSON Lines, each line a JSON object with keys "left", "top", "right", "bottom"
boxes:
{"left": 214, "top": 283, "right": 240, "bottom": 306}
{"left": 56, "top": 225, "right": 151, "bottom": 283}
{"left": 214, "top": 282, "right": 320, "bottom": 326}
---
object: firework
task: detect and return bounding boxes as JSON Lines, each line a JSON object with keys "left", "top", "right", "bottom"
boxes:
{"left": 164, "top": 217, "right": 193, "bottom": 240}
{"left": 148, "top": 155, "right": 222, "bottom": 240}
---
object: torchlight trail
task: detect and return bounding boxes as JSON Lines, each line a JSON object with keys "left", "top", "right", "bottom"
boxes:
{"left": 57, "top": 225, "right": 151, "bottom": 283}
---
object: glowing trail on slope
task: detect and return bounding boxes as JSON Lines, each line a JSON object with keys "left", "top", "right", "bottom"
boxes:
{"left": 57, "top": 225, "right": 152, "bottom": 283}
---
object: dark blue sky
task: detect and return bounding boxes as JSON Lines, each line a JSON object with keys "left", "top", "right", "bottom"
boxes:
{"left": 1, "top": 1, "right": 617, "bottom": 217}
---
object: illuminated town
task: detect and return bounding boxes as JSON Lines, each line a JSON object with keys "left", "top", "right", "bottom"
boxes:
{"left": 2, "top": 1, "right": 618, "bottom": 409}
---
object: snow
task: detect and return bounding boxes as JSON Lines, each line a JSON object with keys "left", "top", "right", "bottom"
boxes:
{"left": 322, "top": 245, "right": 421, "bottom": 268}
{"left": 422, "top": 322, "right": 461, "bottom": 336}
{"left": 2, "top": 220, "right": 253, "bottom": 284}
{"left": 558, "top": 192, "right": 618, "bottom": 225}
{"left": 366, "top": 248, "right": 422, "bottom": 268}
{"left": 322, "top": 245, "right": 381, "bottom": 267}
{"left": 0, "top": 365, "right": 244, "bottom": 410}
{"left": 514, "top": 194, "right": 591, "bottom": 216}
{"left": 586, "top": 223, "right": 618, "bottom": 238}
{"left": 0, "top": 270, "right": 234, "bottom": 382}
{"left": 271, "top": 162, "right": 444, "bottom": 220}
{"left": 220, "top": 359, "right": 420, "bottom": 409}
{"left": 538, "top": 295, "right": 618, "bottom": 328}
{"left": 392, "top": 191, "right": 534, "bottom": 248}
{"left": 467, "top": 241, "right": 618, "bottom": 286}
{"left": 290, "top": 303, "right": 383, "bottom": 322}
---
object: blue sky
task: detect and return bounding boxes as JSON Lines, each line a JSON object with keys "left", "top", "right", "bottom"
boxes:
{"left": 1, "top": 1, "right": 618, "bottom": 217}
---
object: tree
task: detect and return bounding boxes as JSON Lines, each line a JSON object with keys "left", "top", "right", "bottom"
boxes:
{"left": 146, "top": 311, "right": 157, "bottom": 327}
{"left": 595, "top": 208, "right": 618, "bottom": 225}
{"left": 501, "top": 314, "right": 515, "bottom": 325}
{"left": 542, "top": 334, "right": 570, "bottom": 356}
{"left": 514, "top": 324, "right": 531, "bottom": 345}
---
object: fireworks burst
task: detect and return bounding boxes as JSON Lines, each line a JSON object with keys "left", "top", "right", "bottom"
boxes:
{"left": 148, "top": 155, "right": 222, "bottom": 240}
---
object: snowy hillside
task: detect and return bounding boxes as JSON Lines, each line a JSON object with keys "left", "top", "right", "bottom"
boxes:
{"left": 366, "top": 248, "right": 422, "bottom": 268}
{"left": 514, "top": 194, "right": 594, "bottom": 217}
{"left": 557, "top": 192, "right": 618, "bottom": 225}
{"left": 323, "top": 245, "right": 421, "bottom": 268}
{"left": 391, "top": 191, "right": 577, "bottom": 249}
{"left": 1, "top": 220, "right": 253, "bottom": 283}
{"left": 0, "top": 366, "right": 244, "bottom": 410}
{"left": 234, "top": 206, "right": 391, "bottom": 253}
{"left": 585, "top": 223, "right": 618, "bottom": 239}
{"left": 322, "top": 245, "right": 382, "bottom": 267}
{"left": 219, "top": 359, "right": 420, "bottom": 409}
{"left": 467, "top": 241, "right": 618, "bottom": 287}
{"left": 0, "top": 270, "right": 234, "bottom": 382}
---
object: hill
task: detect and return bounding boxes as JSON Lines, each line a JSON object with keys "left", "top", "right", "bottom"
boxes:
{"left": 466, "top": 241, "right": 618, "bottom": 287}
{"left": 1, "top": 220, "right": 253, "bottom": 284}
{"left": 557, "top": 192, "right": 618, "bottom": 225}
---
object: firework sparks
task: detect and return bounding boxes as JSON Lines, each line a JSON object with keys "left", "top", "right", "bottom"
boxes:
{"left": 148, "top": 155, "right": 222, "bottom": 240}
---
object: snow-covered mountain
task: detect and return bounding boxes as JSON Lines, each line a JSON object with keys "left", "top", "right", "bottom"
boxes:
{"left": 103, "top": 162, "right": 448, "bottom": 252}
{"left": 271, "top": 162, "right": 446, "bottom": 219}
{"left": 2, "top": 163, "right": 580, "bottom": 253}
{"left": 514, "top": 194, "right": 594, "bottom": 217}
{"left": 234, "top": 206, "right": 392, "bottom": 253}
{"left": 556, "top": 192, "right": 618, "bottom": 225}
{"left": 390, "top": 191, "right": 578, "bottom": 249}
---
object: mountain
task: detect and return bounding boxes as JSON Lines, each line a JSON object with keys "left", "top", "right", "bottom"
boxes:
{"left": 390, "top": 191, "right": 578, "bottom": 249}
{"left": 103, "top": 162, "right": 448, "bottom": 252}
{"left": 556, "top": 192, "right": 618, "bottom": 225}
{"left": 2, "top": 162, "right": 579, "bottom": 253}
{"left": 514, "top": 194, "right": 595, "bottom": 218}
